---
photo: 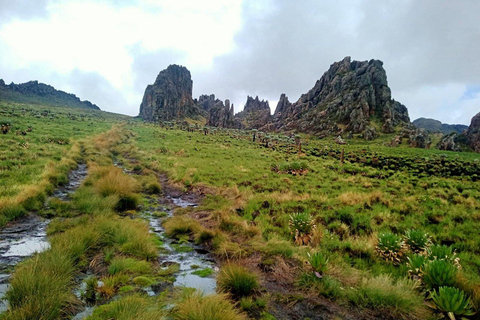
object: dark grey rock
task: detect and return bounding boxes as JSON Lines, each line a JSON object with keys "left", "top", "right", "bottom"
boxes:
{"left": 272, "top": 56, "right": 410, "bottom": 137}
{"left": 139, "top": 65, "right": 202, "bottom": 121}
{"left": 465, "top": 112, "right": 480, "bottom": 152}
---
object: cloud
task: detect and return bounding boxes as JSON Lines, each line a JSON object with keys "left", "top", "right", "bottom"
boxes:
{"left": 1, "top": 0, "right": 479, "bottom": 124}
{"left": 194, "top": 0, "right": 480, "bottom": 124}
{"left": 0, "top": 0, "right": 49, "bottom": 24}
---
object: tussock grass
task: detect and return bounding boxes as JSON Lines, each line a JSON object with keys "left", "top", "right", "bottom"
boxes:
{"left": 3, "top": 250, "right": 78, "bottom": 320}
{"left": 173, "top": 292, "right": 248, "bottom": 320}
{"left": 86, "top": 294, "right": 166, "bottom": 320}
{"left": 217, "top": 264, "right": 259, "bottom": 298}
{"left": 347, "top": 275, "right": 429, "bottom": 319}
{"left": 108, "top": 257, "right": 151, "bottom": 275}
{"left": 164, "top": 216, "right": 201, "bottom": 239}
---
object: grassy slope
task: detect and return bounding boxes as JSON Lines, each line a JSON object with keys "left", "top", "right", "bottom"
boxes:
{"left": 131, "top": 124, "right": 480, "bottom": 319}
{"left": 0, "top": 101, "right": 129, "bottom": 225}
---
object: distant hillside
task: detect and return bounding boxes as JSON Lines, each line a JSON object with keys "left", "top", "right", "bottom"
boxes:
{"left": 412, "top": 117, "right": 467, "bottom": 134}
{"left": 0, "top": 79, "right": 100, "bottom": 110}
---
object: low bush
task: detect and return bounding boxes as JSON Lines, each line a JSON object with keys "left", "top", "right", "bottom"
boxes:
{"left": 404, "top": 229, "right": 431, "bottom": 253}
{"left": 430, "top": 286, "right": 475, "bottom": 319}
{"left": 376, "top": 233, "right": 404, "bottom": 264}
{"left": 307, "top": 252, "right": 329, "bottom": 276}
{"left": 422, "top": 259, "right": 458, "bottom": 289}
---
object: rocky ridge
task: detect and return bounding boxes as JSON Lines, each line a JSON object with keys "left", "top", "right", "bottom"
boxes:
{"left": 272, "top": 56, "right": 410, "bottom": 136}
{"left": 139, "top": 58, "right": 416, "bottom": 142}
{"left": 234, "top": 96, "right": 271, "bottom": 129}
{"left": 0, "top": 79, "right": 100, "bottom": 110}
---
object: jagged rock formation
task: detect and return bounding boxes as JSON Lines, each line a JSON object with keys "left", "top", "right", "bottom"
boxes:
{"left": 466, "top": 112, "right": 480, "bottom": 152}
{"left": 235, "top": 96, "right": 271, "bottom": 129}
{"left": 0, "top": 79, "right": 100, "bottom": 110}
{"left": 197, "top": 94, "right": 218, "bottom": 112}
{"left": 198, "top": 94, "right": 235, "bottom": 128}
{"left": 273, "top": 93, "right": 292, "bottom": 121}
{"left": 272, "top": 57, "right": 410, "bottom": 137}
{"left": 413, "top": 118, "right": 468, "bottom": 135}
{"left": 437, "top": 133, "right": 461, "bottom": 152}
{"left": 139, "top": 65, "right": 201, "bottom": 121}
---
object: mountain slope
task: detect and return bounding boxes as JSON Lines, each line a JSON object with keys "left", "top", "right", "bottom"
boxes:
{"left": 0, "top": 79, "right": 100, "bottom": 110}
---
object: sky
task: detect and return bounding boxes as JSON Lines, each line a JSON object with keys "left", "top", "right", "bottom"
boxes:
{"left": 1, "top": 0, "right": 479, "bottom": 125}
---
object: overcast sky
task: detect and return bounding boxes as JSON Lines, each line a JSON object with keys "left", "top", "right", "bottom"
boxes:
{"left": 1, "top": 0, "right": 479, "bottom": 125}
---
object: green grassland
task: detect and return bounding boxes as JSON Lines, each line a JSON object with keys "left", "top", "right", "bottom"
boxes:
{"left": 1, "top": 103, "right": 480, "bottom": 319}
{"left": 0, "top": 101, "right": 129, "bottom": 225}
{"left": 130, "top": 123, "right": 480, "bottom": 319}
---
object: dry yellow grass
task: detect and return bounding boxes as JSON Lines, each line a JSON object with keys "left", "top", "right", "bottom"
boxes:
{"left": 337, "top": 190, "right": 390, "bottom": 207}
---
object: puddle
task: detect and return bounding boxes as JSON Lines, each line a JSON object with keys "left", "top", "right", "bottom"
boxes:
{"left": 0, "top": 163, "right": 88, "bottom": 313}
{"left": 53, "top": 163, "right": 88, "bottom": 201}
{"left": 168, "top": 196, "right": 197, "bottom": 208}
{"left": 71, "top": 166, "right": 216, "bottom": 319}
{"left": 147, "top": 196, "right": 216, "bottom": 295}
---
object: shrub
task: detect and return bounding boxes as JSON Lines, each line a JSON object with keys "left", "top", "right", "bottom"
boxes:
{"left": 307, "top": 252, "right": 329, "bottom": 276}
{"left": 217, "top": 264, "right": 259, "bottom": 298}
{"left": 427, "top": 245, "right": 458, "bottom": 264}
{"left": 430, "top": 286, "right": 475, "bottom": 319}
{"left": 406, "top": 254, "right": 427, "bottom": 278}
{"left": 289, "top": 212, "right": 316, "bottom": 245}
{"left": 404, "top": 229, "right": 431, "bottom": 253}
{"left": 376, "top": 233, "right": 404, "bottom": 264}
{"left": 173, "top": 292, "right": 247, "bottom": 320}
{"left": 422, "top": 259, "right": 458, "bottom": 289}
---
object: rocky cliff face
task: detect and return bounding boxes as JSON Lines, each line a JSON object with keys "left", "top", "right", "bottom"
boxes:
{"left": 466, "top": 112, "right": 480, "bottom": 152}
{"left": 273, "top": 57, "right": 410, "bottom": 136}
{"left": 198, "top": 94, "right": 235, "bottom": 128}
{"left": 234, "top": 96, "right": 271, "bottom": 129}
{"left": 0, "top": 79, "right": 100, "bottom": 110}
{"left": 139, "top": 65, "right": 201, "bottom": 121}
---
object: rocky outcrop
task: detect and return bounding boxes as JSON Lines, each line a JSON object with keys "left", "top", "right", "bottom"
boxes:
{"left": 197, "top": 94, "right": 218, "bottom": 112}
{"left": 206, "top": 98, "right": 235, "bottom": 128}
{"left": 413, "top": 118, "right": 468, "bottom": 135}
{"left": 139, "top": 65, "right": 201, "bottom": 121}
{"left": 273, "top": 57, "right": 410, "bottom": 137}
{"left": 437, "top": 133, "right": 461, "bottom": 152}
{"left": 273, "top": 94, "right": 293, "bottom": 121}
{"left": 0, "top": 79, "right": 100, "bottom": 110}
{"left": 466, "top": 112, "right": 480, "bottom": 152}
{"left": 235, "top": 96, "right": 271, "bottom": 129}
{"left": 402, "top": 125, "right": 432, "bottom": 149}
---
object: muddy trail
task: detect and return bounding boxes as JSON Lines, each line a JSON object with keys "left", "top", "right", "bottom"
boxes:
{"left": 71, "top": 164, "right": 217, "bottom": 319}
{"left": 0, "top": 163, "right": 88, "bottom": 313}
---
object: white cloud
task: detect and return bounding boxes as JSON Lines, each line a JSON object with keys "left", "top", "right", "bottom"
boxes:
{"left": 0, "top": 0, "right": 243, "bottom": 114}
